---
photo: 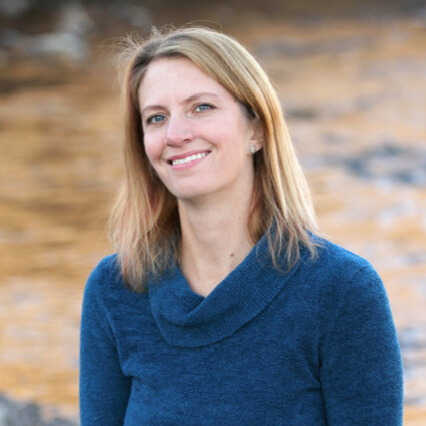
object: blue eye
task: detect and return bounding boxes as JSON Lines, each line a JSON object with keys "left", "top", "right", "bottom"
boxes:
{"left": 195, "top": 104, "right": 213, "bottom": 112}
{"left": 147, "top": 114, "right": 165, "bottom": 124}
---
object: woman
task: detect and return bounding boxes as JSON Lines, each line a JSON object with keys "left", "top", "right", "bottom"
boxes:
{"left": 80, "top": 27, "right": 403, "bottom": 425}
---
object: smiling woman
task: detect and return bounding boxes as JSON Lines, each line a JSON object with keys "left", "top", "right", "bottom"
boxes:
{"left": 139, "top": 57, "right": 259, "bottom": 204}
{"left": 109, "top": 27, "right": 319, "bottom": 291}
{"left": 80, "top": 27, "right": 403, "bottom": 425}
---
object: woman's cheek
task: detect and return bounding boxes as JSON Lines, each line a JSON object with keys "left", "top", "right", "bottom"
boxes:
{"left": 144, "top": 136, "right": 161, "bottom": 165}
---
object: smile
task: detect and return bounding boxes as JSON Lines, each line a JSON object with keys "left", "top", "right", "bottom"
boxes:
{"left": 170, "top": 152, "right": 208, "bottom": 166}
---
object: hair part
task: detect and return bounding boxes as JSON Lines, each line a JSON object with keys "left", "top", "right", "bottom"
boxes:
{"left": 109, "top": 26, "right": 320, "bottom": 292}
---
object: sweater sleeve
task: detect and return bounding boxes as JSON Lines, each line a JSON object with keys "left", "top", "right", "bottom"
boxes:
{"left": 319, "top": 264, "right": 403, "bottom": 425}
{"left": 79, "top": 258, "right": 131, "bottom": 425}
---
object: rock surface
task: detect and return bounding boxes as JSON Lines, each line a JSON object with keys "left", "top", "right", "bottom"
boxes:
{"left": 0, "top": 394, "right": 77, "bottom": 426}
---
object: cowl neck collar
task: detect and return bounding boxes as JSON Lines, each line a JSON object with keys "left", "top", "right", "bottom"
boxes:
{"left": 148, "top": 233, "right": 305, "bottom": 347}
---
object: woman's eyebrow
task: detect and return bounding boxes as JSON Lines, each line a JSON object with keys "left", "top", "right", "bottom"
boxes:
{"left": 184, "top": 92, "right": 220, "bottom": 103}
{"left": 140, "top": 104, "right": 163, "bottom": 117}
{"left": 141, "top": 92, "right": 221, "bottom": 116}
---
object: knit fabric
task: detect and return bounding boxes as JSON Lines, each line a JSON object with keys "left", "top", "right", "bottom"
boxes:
{"left": 80, "top": 235, "right": 403, "bottom": 425}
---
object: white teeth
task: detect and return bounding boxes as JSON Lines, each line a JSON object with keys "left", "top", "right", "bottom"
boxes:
{"left": 171, "top": 152, "right": 207, "bottom": 166}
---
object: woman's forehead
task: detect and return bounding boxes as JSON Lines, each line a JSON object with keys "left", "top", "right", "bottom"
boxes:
{"left": 138, "top": 57, "right": 234, "bottom": 107}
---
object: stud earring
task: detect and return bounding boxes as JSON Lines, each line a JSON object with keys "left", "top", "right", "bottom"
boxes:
{"left": 249, "top": 145, "right": 256, "bottom": 155}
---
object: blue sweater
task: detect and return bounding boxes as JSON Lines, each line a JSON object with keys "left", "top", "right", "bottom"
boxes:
{"left": 80, "top": 236, "right": 403, "bottom": 425}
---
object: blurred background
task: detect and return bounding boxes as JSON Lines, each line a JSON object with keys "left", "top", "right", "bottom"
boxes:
{"left": 0, "top": 0, "right": 425, "bottom": 424}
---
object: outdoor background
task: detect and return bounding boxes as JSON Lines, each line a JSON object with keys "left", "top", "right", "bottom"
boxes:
{"left": 0, "top": 0, "right": 425, "bottom": 424}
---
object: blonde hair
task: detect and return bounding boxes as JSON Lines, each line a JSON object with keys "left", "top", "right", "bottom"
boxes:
{"left": 109, "top": 26, "right": 319, "bottom": 292}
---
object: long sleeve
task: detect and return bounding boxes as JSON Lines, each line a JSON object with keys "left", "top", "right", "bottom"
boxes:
{"left": 79, "top": 258, "right": 131, "bottom": 425}
{"left": 319, "top": 264, "right": 403, "bottom": 425}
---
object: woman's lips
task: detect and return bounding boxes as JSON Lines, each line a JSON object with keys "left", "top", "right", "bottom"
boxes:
{"left": 167, "top": 151, "right": 210, "bottom": 166}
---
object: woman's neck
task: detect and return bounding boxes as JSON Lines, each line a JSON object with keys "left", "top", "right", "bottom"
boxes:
{"left": 178, "top": 194, "right": 254, "bottom": 297}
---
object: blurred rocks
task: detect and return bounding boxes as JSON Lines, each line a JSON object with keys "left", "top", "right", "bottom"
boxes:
{"left": 0, "top": 394, "right": 77, "bottom": 426}
{"left": 106, "top": 3, "right": 153, "bottom": 28}
{"left": 303, "top": 140, "right": 426, "bottom": 187}
{"left": 0, "top": 47, "right": 8, "bottom": 66}
{"left": 18, "top": 31, "right": 90, "bottom": 63}
{"left": 399, "top": 327, "right": 426, "bottom": 406}
{"left": 254, "top": 35, "right": 374, "bottom": 59}
{"left": 57, "top": 2, "right": 92, "bottom": 35}
{"left": 20, "top": 3, "right": 92, "bottom": 63}
{"left": 0, "top": 0, "right": 34, "bottom": 17}
{"left": 0, "top": 1, "right": 155, "bottom": 65}
{"left": 0, "top": 28, "right": 23, "bottom": 49}
{"left": 1, "top": 3, "right": 92, "bottom": 64}
{"left": 344, "top": 142, "right": 426, "bottom": 186}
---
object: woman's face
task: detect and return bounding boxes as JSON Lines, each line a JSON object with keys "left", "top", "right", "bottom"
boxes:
{"left": 138, "top": 57, "right": 261, "bottom": 203}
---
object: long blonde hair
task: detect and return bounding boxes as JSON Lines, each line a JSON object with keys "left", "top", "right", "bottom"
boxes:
{"left": 109, "top": 26, "right": 319, "bottom": 292}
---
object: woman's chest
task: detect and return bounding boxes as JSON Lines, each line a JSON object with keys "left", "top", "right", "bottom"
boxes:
{"left": 116, "top": 295, "right": 326, "bottom": 425}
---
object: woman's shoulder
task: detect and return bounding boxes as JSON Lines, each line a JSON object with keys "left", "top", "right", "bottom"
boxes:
{"left": 84, "top": 254, "right": 129, "bottom": 300}
{"left": 306, "top": 238, "right": 399, "bottom": 369}
{"left": 87, "top": 253, "right": 120, "bottom": 282}
{"left": 82, "top": 254, "right": 151, "bottom": 326}
{"left": 311, "top": 235, "right": 377, "bottom": 272}
{"left": 303, "top": 236, "right": 384, "bottom": 296}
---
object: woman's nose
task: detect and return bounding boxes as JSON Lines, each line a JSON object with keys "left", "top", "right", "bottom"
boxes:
{"left": 165, "top": 114, "right": 194, "bottom": 146}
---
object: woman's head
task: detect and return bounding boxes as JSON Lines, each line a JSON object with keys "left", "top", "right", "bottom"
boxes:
{"left": 111, "top": 26, "right": 318, "bottom": 291}
{"left": 138, "top": 56, "right": 262, "bottom": 203}
{"left": 123, "top": 27, "right": 278, "bottom": 210}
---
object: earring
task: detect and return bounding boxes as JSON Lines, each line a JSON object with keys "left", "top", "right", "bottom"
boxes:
{"left": 249, "top": 145, "right": 256, "bottom": 155}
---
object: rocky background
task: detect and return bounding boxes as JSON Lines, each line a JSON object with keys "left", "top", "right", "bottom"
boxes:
{"left": 0, "top": 0, "right": 425, "bottom": 424}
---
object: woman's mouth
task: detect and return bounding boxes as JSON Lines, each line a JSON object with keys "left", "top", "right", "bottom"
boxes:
{"left": 168, "top": 151, "right": 209, "bottom": 166}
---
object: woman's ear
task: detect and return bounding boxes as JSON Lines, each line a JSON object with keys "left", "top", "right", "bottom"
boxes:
{"left": 249, "top": 118, "right": 264, "bottom": 151}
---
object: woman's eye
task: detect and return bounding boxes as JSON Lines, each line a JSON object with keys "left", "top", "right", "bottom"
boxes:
{"left": 194, "top": 104, "right": 213, "bottom": 112}
{"left": 146, "top": 114, "right": 165, "bottom": 125}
